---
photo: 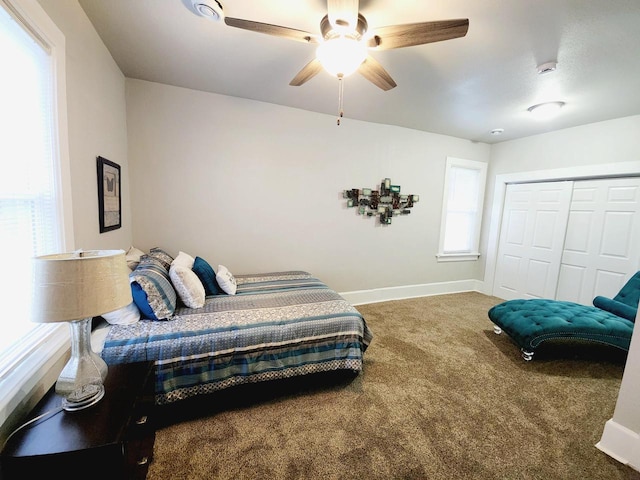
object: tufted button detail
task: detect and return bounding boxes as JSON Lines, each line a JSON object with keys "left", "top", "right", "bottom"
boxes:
{"left": 488, "top": 297, "right": 634, "bottom": 357}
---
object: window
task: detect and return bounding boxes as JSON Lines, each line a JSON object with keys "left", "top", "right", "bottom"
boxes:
{"left": 0, "top": 0, "right": 72, "bottom": 429}
{"left": 437, "top": 157, "right": 487, "bottom": 262}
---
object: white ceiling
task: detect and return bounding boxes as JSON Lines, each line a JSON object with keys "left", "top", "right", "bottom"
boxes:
{"left": 78, "top": 0, "right": 640, "bottom": 143}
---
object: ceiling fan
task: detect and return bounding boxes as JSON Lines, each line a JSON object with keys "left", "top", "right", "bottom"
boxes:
{"left": 191, "top": 0, "right": 469, "bottom": 122}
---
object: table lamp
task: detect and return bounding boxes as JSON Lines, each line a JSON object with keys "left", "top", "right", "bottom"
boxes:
{"left": 31, "top": 249, "right": 131, "bottom": 411}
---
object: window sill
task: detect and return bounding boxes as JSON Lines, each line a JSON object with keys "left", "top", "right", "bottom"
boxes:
{"left": 436, "top": 252, "right": 481, "bottom": 262}
{"left": 0, "top": 325, "right": 69, "bottom": 443}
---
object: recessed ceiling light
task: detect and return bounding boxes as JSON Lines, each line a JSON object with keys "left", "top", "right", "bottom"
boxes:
{"left": 536, "top": 61, "right": 557, "bottom": 75}
{"left": 490, "top": 128, "right": 504, "bottom": 135}
{"left": 527, "top": 101, "right": 565, "bottom": 120}
{"left": 191, "top": 0, "right": 224, "bottom": 21}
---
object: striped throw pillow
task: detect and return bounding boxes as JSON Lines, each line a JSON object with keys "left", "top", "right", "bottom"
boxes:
{"left": 130, "top": 255, "right": 177, "bottom": 320}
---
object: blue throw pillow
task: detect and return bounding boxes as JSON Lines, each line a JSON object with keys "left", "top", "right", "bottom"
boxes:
{"left": 593, "top": 296, "right": 637, "bottom": 322}
{"left": 131, "top": 282, "right": 157, "bottom": 320}
{"left": 193, "top": 256, "right": 221, "bottom": 295}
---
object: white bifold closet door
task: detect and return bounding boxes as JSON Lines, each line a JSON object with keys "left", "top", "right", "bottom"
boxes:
{"left": 555, "top": 177, "right": 640, "bottom": 304}
{"left": 493, "top": 177, "right": 640, "bottom": 304}
{"left": 492, "top": 181, "right": 573, "bottom": 301}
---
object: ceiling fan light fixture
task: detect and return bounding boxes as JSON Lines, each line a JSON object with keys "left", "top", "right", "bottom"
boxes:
{"left": 191, "top": 0, "right": 224, "bottom": 21}
{"left": 527, "top": 101, "right": 565, "bottom": 120}
{"left": 316, "top": 36, "right": 367, "bottom": 77}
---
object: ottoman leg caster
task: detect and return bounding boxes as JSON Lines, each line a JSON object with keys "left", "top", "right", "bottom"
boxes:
{"left": 493, "top": 325, "right": 502, "bottom": 335}
{"left": 521, "top": 349, "right": 534, "bottom": 361}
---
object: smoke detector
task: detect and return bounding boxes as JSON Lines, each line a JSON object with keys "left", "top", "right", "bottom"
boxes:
{"left": 536, "top": 61, "right": 557, "bottom": 75}
{"left": 191, "top": 0, "right": 224, "bottom": 21}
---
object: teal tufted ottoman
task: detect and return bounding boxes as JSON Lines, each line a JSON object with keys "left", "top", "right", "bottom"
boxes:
{"left": 488, "top": 299, "right": 635, "bottom": 361}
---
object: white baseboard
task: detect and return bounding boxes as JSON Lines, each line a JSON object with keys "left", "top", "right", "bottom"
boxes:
{"left": 339, "top": 279, "right": 484, "bottom": 306}
{"left": 596, "top": 419, "right": 640, "bottom": 471}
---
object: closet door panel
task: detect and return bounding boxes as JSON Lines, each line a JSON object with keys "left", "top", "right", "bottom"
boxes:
{"left": 493, "top": 181, "right": 573, "bottom": 300}
{"left": 556, "top": 264, "right": 586, "bottom": 303}
{"left": 524, "top": 259, "right": 553, "bottom": 298}
{"left": 498, "top": 254, "right": 522, "bottom": 295}
{"left": 594, "top": 270, "right": 627, "bottom": 299}
{"left": 555, "top": 178, "right": 640, "bottom": 305}
{"left": 601, "top": 211, "right": 634, "bottom": 257}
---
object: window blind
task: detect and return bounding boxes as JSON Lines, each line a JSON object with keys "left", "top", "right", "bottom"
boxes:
{"left": 0, "top": 3, "right": 62, "bottom": 366}
{"left": 437, "top": 157, "right": 487, "bottom": 262}
{"left": 443, "top": 166, "right": 480, "bottom": 253}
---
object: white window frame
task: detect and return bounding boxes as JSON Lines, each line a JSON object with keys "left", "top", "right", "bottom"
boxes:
{"left": 0, "top": 0, "right": 74, "bottom": 440}
{"left": 436, "top": 157, "right": 487, "bottom": 262}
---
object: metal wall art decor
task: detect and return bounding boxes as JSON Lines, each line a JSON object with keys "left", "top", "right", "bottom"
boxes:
{"left": 343, "top": 178, "right": 419, "bottom": 225}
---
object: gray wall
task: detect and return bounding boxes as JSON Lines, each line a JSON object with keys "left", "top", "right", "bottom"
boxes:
{"left": 38, "top": 0, "right": 131, "bottom": 251}
{"left": 125, "top": 78, "right": 490, "bottom": 293}
{"left": 613, "top": 310, "right": 640, "bottom": 429}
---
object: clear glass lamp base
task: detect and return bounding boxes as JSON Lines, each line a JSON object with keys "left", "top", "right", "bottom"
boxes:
{"left": 56, "top": 317, "right": 108, "bottom": 411}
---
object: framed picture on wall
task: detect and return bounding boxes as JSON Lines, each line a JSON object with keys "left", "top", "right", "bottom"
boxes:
{"left": 97, "top": 156, "right": 121, "bottom": 233}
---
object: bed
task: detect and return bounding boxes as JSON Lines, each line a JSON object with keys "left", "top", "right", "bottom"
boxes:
{"left": 98, "top": 270, "right": 372, "bottom": 405}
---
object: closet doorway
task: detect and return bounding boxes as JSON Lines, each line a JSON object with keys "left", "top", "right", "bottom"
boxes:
{"left": 492, "top": 176, "right": 640, "bottom": 304}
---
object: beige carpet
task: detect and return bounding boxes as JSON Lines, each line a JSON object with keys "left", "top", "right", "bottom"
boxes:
{"left": 147, "top": 292, "right": 639, "bottom": 480}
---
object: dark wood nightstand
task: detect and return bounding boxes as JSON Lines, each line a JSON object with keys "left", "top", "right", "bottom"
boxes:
{"left": 1, "top": 361, "right": 155, "bottom": 480}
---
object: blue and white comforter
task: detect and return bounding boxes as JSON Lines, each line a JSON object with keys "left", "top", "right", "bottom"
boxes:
{"left": 101, "top": 272, "right": 372, "bottom": 404}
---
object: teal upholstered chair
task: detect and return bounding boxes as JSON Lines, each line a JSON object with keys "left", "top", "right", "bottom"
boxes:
{"left": 593, "top": 271, "right": 640, "bottom": 321}
{"left": 488, "top": 272, "right": 639, "bottom": 361}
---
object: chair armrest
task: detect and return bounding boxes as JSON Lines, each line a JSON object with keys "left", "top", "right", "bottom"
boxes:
{"left": 593, "top": 296, "right": 637, "bottom": 322}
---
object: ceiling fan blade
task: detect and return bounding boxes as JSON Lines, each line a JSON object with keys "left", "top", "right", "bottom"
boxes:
{"left": 224, "top": 17, "right": 318, "bottom": 43}
{"left": 369, "top": 18, "right": 469, "bottom": 50}
{"left": 289, "top": 59, "right": 324, "bottom": 86}
{"left": 358, "top": 56, "right": 397, "bottom": 91}
{"left": 327, "top": 0, "right": 359, "bottom": 30}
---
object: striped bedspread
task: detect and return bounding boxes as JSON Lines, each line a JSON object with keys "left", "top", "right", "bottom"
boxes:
{"left": 101, "top": 272, "right": 373, "bottom": 404}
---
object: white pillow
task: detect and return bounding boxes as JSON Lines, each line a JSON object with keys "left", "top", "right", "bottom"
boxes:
{"left": 125, "top": 246, "right": 145, "bottom": 271}
{"left": 216, "top": 264, "right": 237, "bottom": 295}
{"left": 171, "top": 251, "right": 195, "bottom": 269}
{"left": 169, "top": 264, "right": 205, "bottom": 308}
{"left": 101, "top": 301, "right": 141, "bottom": 325}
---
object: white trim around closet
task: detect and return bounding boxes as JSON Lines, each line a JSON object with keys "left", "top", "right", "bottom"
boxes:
{"left": 481, "top": 161, "right": 640, "bottom": 296}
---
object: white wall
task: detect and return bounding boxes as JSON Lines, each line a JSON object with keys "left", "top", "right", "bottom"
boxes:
{"left": 613, "top": 319, "right": 640, "bottom": 431}
{"left": 489, "top": 115, "right": 640, "bottom": 175}
{"left": 126, "top": 79, "right": 490, "bottom": 293}
{"left": 38, "top": 0, "right": 131, "bottom": 250}
{"left": 597, "top": 310, "right": 640, "bottom": 471}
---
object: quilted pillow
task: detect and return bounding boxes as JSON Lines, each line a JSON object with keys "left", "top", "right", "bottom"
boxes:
{"left": 169, "top": 264, "right": 205, "bottom": 308}
{"left": 148, "top": 247, "right": 174, "bottom": 270}
{"left": 216, "top": 264, "right": 237, "bottom": 295}
{"left": 130, "top": 255, "right": 177, "bottom": 320}
{"left": 171, "top": 251, "right": 195, "bottom": 269}
{"left": 192, "top": 256, "right": 221, "bottom": 295}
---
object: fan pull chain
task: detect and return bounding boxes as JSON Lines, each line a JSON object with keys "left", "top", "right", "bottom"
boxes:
{"left": 337, "top": 74, "right": 344, "bottom": 126}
